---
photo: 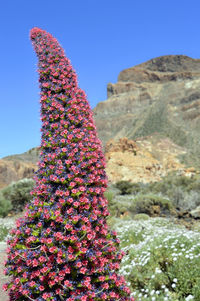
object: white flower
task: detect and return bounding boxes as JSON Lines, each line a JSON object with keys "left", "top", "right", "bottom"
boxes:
{"left": 150, "top": 290, "right": 155, "bottom": 296}
{"left": 155, "top": 268, "right": 162, "bottom": 274}
{"left": 172, "top": 283, "right": 176, "bottom": 288}
{"left": 185, "top": 295, "right": 194, "bottom": 300}
{"left": 173, "top": 278, "right": 178, "bottom": 283}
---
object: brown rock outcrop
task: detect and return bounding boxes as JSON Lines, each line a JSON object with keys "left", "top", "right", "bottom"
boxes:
{"left": 105, "top": 138, "right": 138, "bottom": 154}
{"left": 0, "top": 159, "right": 37, "bottom": 188}
{"left": 93, "top": 55, "right": 200, "bottom": 169}
{"left": 105, "top": 135, "right": 189, "bottom": 183}
{"left": 0, "top": 148, "right": 39, "bottom": 188}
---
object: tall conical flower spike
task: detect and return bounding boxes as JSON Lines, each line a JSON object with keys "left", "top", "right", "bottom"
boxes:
{"left": 3, "top": 27, "right": 134, "bottom": 301}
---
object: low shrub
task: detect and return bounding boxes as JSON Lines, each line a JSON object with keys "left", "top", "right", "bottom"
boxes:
{"left": 180, "top": 191, "right": 200, "bottom": 211}
{"left": 187, "top": 175, "right": 200, "bottom": 192}
{"left": 0, "top": 193, "right": 13, "bottom": 217}
{"left": 129, "top": 194, "right": 173, "bottom": 216}
{"left": 167, "top": 187, "right": 185, "bottom": 209}
{"left": 0, "top": 224, "right": 11, "bottom": 241}
{"left": 115, "top": 181, "right": 142, "bottom": 195}
{"left": 133, "top": 214, "right": 150, "bottom": 221}
{"left": 107, "top": 196, "right": 135, "bottom": 217}
{"left": 104, "top": 189, "right": 114, "bottom": 202}
{"left": 148, "top": 173, "right": 200, "bottom": 196}
{"left": 0, "top": 178, "right": 34, "bottom": 213}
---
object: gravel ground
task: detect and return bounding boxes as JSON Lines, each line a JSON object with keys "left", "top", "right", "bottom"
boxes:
{"left": 0, "top": 216, "right": 20, "bottom": 230}
{"left": 0, "top": 246, "right": 9, "bottom": 301}
{"left": 0, "top": 215, "right": 20, "bottom": 300}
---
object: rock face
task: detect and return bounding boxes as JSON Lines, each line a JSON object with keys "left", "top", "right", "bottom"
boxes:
{"left": 1, "top": 136, "right": 196, "bottom": 186}
{"left": 93, "top": 55, "right": 200, "bottom": 169}
{"left": 104, "top": 136, "right": 197, "bottom": 183}
{"left": 0, "top": 148, "right": 39, "bottom": 188}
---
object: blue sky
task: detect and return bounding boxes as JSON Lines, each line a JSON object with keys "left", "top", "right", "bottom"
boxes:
{"left": 1, "top": 0, "right": 200, "bottom": 158}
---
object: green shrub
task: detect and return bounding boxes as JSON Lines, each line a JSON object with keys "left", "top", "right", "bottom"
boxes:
{"left": 149, "top": 173, "right": 200, "bottom": 195}
{"left": 181, "top": 191, "right": 200, "bottom": 211}
{"left": 167, "top": 187, "right": 185, "bottom": 209}
{"left": 0, "top": 193, "right": 13, "bottom": 217}
{"left": 143, "top": 173, "right": 200, "bottom": 212}
{"left": 115, "top": 181, "right": 134, "bottom": 195}
{"left": 107, "top": 196, "right": 135, "bottom": 217}
{"left": 0, "top": 178, "right": 34, "bottom": 212}
{"left": 115, "top": 181, "right": 142, "bottom": 195}
{"left": 129, "top": 194, "right": 173, "bottom": 216}
{"left": 108, "top": 199, "right": 126, "bottom": 217}
{"left": 0, "top": 225, "right": 11, "bottom": 241}
{"left": 104, "top": 189, "right": 114, "bottom": 202}
{"left": 187, "top": 175, "right": 200, "bottom": 192}
{"left": 105, "top": 190, "right": 121, "bottom": 217}
{"left": 133, "top": 213, "right": 150, "bottom": 221}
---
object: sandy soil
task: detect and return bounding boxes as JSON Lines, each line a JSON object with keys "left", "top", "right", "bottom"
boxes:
{"left": 0, "top": 248, "right": 9, "bottom": 301}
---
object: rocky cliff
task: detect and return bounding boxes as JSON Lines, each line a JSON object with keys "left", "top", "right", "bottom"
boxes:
{"left": 105, "top": 136, "right": 198, "bottom": 183}
{"left": 1, "top": 55, "right": 200, "bottom": 187}
{"left": 0, "top": 148, "right": 39, "bottom": 188}
{"left": 93, "top": 55, "right": 200, "bottom": 169}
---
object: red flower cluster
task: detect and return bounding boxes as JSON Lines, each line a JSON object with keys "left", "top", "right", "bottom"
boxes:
{"left": 3, "top": 27, "right": 134, "bottom": 301}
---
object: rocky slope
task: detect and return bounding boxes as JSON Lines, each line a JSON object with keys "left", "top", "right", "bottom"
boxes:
{"left": 105, "top": 136, "right": 198, "bottom": 183}
{"left": 93, "top": 55, "right": 200, "bottom": 168}
{"left": 0, "top": 148, "right": 39, "bottom": 188}
{"left": 1, "top": 55, "right": 200, "bottom": 187}
{"left": 1, "top": 135, "right": 197, "bottom": 187}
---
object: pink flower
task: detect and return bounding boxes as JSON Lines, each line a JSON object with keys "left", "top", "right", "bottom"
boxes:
{"left": 41, "top": 266, "right": 48, "bottom": 273}
{"left": 39, "top": 256, "right": 46, "bottom": 263}
{"left": 76, "top": 261, "right": 82, "bottom": 268}
{"left": 64, "top": 280, "right": 71, "bottom": 287}
{"left": 2, "top": 284, "right": 8, "bottom": 291}
{"left": 80, "top": 267, "right": 87, "bottom": 274}
{"left": 47, "top": 238, "right": 53, "bottom": 244}
{"left": 42, "top": 293, "right": 49, "bottom": 300}
{"left": 87, "top": 233, "right": 93, "bottom": 240}
{"left": 30, "top": 281, "right": 36, "bottom": 287}
{"left": 57, "top": 257, "right": 63, "bottom": 264}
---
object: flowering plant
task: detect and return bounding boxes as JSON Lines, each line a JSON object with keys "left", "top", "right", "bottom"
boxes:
{"left": 3, "top": 27, "right": 134, "bottom": 301}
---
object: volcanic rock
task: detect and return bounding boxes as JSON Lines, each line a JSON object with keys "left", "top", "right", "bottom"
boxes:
{"left": 93, "top": 55, "right": 200, "bottom": 169}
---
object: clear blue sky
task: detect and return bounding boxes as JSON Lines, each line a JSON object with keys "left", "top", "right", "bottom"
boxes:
{"left": 1, "top": 0, "right": 200, "bottom": 158}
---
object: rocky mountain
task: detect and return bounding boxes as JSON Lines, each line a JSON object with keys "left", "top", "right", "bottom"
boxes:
{"left": 0, "top": 148, "right": 39, "bottom": 188}
{"left": 1, "top": 55, "right": 200, "bottom": 187}
{"left": 93, "top": 55, "right": 200, "bottom": 169}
